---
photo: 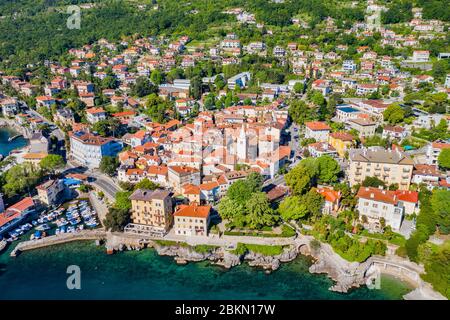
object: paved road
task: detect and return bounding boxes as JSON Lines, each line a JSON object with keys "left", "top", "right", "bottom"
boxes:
{"left": 89, "top": 192, "right": 109, "bottom": 227}
{"left": 66, "top": 161, "right": 122, "bottom": 201}
{"left": 27, "top": 109, "right": 65, "bottom": 141}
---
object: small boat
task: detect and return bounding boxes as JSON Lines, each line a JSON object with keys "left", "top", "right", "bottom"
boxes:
{"left": 67, "top": 226, "right": 75, "bottom": 233}
{"left": 76, "top": 225, "right": 84, "bottom": 231}
{"left": 36, "top": 224, "right": 50, "bottom": 231}
{"left": 31, "top": 220, "right": 38, "bottom": 226}
{"left": 0, "top": 239, "right": 7, "bottom": 252}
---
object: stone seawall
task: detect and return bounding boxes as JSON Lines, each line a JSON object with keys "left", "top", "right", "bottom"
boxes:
{"left": 11, "top": 230, "right": 107, "bottom": 256}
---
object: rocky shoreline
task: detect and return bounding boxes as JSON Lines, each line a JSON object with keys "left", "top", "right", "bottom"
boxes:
{"left": 106, "top": 237, "right": 371, "bottom": 293}
{"left": 103, "top": 235, "right": 446, "bottom": 300}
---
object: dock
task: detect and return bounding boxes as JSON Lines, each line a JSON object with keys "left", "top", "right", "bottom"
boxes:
{"left": 8, "top": 134, "right": 23, "bottom": 142}
{"left": 10, "top": 230, "right": 107, "bottom": 257}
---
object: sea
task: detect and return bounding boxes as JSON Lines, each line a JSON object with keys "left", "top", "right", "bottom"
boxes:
{"left": 0, "top": 127, "right": 28, "bottom": 157}
{"left": 0, "top": 241, "right": 413, "bottom": 300}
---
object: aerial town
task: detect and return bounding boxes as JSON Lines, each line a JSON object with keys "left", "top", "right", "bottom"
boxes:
{"left": 0, "top": 0, "right": 448, "bottom": 300}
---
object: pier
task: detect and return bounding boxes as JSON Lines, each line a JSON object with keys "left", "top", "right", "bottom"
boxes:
{"left": 7, "top": 134, "right": 23, "bottom": 142}
{"left": 10, "top": 230, "right": 107, "bottom": 257}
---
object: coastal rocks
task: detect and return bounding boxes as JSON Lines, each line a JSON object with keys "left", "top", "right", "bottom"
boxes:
{"left": 244, "top": 245, "right": 298, "bottom": 271}
{"left": 308, "top": 243, "right": 367, "bottom": 293}
{"left": 154, "top": 244, "right": 216, "bottom": 262}
{"left": 214, "top": 250, "right": 242, "bottom": 269}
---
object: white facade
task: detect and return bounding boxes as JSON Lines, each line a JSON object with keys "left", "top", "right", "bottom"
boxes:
{"left": 357, "top": 193, "right": 403, "bottom": 231}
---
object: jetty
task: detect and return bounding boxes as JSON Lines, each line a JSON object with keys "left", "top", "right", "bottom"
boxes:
{"left": 10, "top": 230, "right": 107, "bottom": 257}
{"left": 8, "top": 134, "right": 23, "bottom": 142}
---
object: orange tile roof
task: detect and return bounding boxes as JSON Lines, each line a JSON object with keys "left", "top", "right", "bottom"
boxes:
{"left": 86, "top": 107, "right": 105, "bottom": 114}
{"left": 330, "top": 132, "right": 354, "bottom": 141}
{"left": 199, "top": 181, "right": 219, "bottom": 191}
{"left": 317, "top": 187, "right": 341, "bottom": 203}
{"left": 394, "top": 190, "right": 418, "bottom": 203}
{"left": 23, "top": 153, "right": 47, "bottom": 160}
{"left": 356, "top": 187, "right": 397, "bottom": 205}
{"left": 7, "top": 197, "right": 34, "bottom": 213}
{"left": 147, "top": 165, "right": 168, "bottom": 175}
{"left": 174, "top": 203, "right": 211, "bottom": 218}
{"left": 112, "top": 110, "right": 135, "bottom": 117}
{"left": 169, "top": 166, "right": 199, "bottom": 174}
{"left": 182, "top": 184, "right": 201, "bottom": 195}
{"left": 305, "top": 121, "right": 331, "bottom": 131}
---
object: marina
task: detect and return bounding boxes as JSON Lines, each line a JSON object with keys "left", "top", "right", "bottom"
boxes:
{"left": 2, "top": 199, "right": 100, "bottom": 247}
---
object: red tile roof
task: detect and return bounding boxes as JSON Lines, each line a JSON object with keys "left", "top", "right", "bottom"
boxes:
{"left": 356, "top": 187, "right": 398, "bottom": 205}
{"left": 305, "top": 121, "right": 331, "bottom": 131}
{"left": 174, "top": 203, "right": 211, "bottom": 218}
{"left": 394, "top": 190, "right": 419, "bottom": 203}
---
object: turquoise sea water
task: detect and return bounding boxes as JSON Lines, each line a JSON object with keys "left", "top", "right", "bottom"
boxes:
{"left": 0, "top": 241, "right": 412, "bottom": 300}
{"left": 0, "top": 127, "right": 28, "bottom": 156}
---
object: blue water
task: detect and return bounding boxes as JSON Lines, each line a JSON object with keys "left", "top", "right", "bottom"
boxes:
{"left": 0, "top": 127, "right": 28, "bottom": 156}
{"left": 0, "top": 241, "right": 413, "bottom": 300}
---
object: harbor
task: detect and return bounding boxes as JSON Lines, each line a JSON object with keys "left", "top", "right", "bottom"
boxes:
{"left": 1, "top": 199, "right": 101, "bottom": 253}
{"left": 0, "top": 125, "right": 28, "bottom": 158}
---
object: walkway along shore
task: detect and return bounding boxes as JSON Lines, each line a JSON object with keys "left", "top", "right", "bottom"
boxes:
{"left": 9, "top": 229, "right": 447, "bottom": 300}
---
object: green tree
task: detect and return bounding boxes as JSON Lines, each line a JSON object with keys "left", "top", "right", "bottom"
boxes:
{"left": 288, "top": 100, "right": 313, "bottom": 125}
{"left": 285, "top": 164, "right": 312, "bottom": 195}
{"left": 383, "top": 104, "right": 405, "bottom": 124}
{"left": 317, "top": 155, "right": 340, "bottom": 183}
{"left": 102, "top": 75, "right": 119, "bottom": 89}
{"left": 99, "top": 156, "right": 119, "bottom": 176}
{"left": 150, "top": 69, "right": 164, "bottom": 85}
{"left": 39, "top": 154, "right": 64, "bottom": 174}
{"left": 217, "top": 196, "right": 244, "bottom": 220}
{"left": 431, "top": 190, "right": 450, "bottom": 234}
{"left": 134, "top": 178, "right": 160, "bottom": 191}
{"left": 2, "top": 163, "right": 42, "bottom": 198}
{"left": 303, "top": 188, "right": 325, "bottom": 218}
{"left": 114, "top": 191, "right": 132, "bottom": 211}
{"left": 131, "top": 76, "right": 158, "bottom": 97}
{"left": 244, "top": 192, "right": 278, "bottom": 229}
{"left": 438, "top": 148, "right": 450, "bottom": 170}
{"left": 293, "top": 82, "right": 304, "bottom": 94}
{"left": 103, "top": 207, "right": 130, "bottom": 232}
{"left": 278, "top": 196, "right": 308, "bottom": 221}
{"left": 432, "top": 60, "right": 449, "bottom": 83}
{"left": 362, "top": 176, "right": 387, "bottom": 188}
{"left": 214, "top": 75, "right": 226, "bottom": 90}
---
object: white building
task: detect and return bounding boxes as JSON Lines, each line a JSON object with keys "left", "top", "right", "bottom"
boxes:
{"left": 426, "top": 141, "right": 450, "bottom": 166}
{"left": 412, "top": 50, "right": 430, "bottom": 62}
{"left": 343, "top": 60, "right": 357, "bottom": 72}
{"left": 69, "top": 131, "right": 123, "bottom": 168}
{"left": 227, "top": 72, "right": 251, "bottom": 90}
{"left": 86, "top": 107, "right": 107, "bottom": 124}
{"left": 173, "top": 203, "right": 211, "bottom": 237}
{"left": 356, "top": 187, "right": 403, "bottom": 231}
{"left": 304, "top": 121, "right": 331, "bottom": 142}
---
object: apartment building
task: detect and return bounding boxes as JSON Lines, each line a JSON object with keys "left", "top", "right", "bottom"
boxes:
{"left": 328, "top": 132, "right": 355, "bottom": 158}
{"left": 173, "top": 203, "right": 211, "bottom": 236}
{"left": 69, "top": 131, "right": 123, "bottom": 168}
{"left": 129, "top": 189, "right": 173, "bottom": 231}
{"left": 36, "top": 179, "right": 65, "bottom": 206}
{"left": 168, "top": 166, "right": 201, "bottom": 193}
{"left": 347, "top": 118, "right": 377, "bottom": 137}
{"left": 356, "top": 187, "right": 403, "bottom": 231}
{"left": 86, "top": 107, "right": 107, "bottom": 124}
{"left": 348, "top": 148, "right": 414, "bottom": 190}
{"left": 426, "top": 141, "right": 450, "bottom": 166}
{"left": 304, "top": 121, "right": 331, "bottom": 142}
